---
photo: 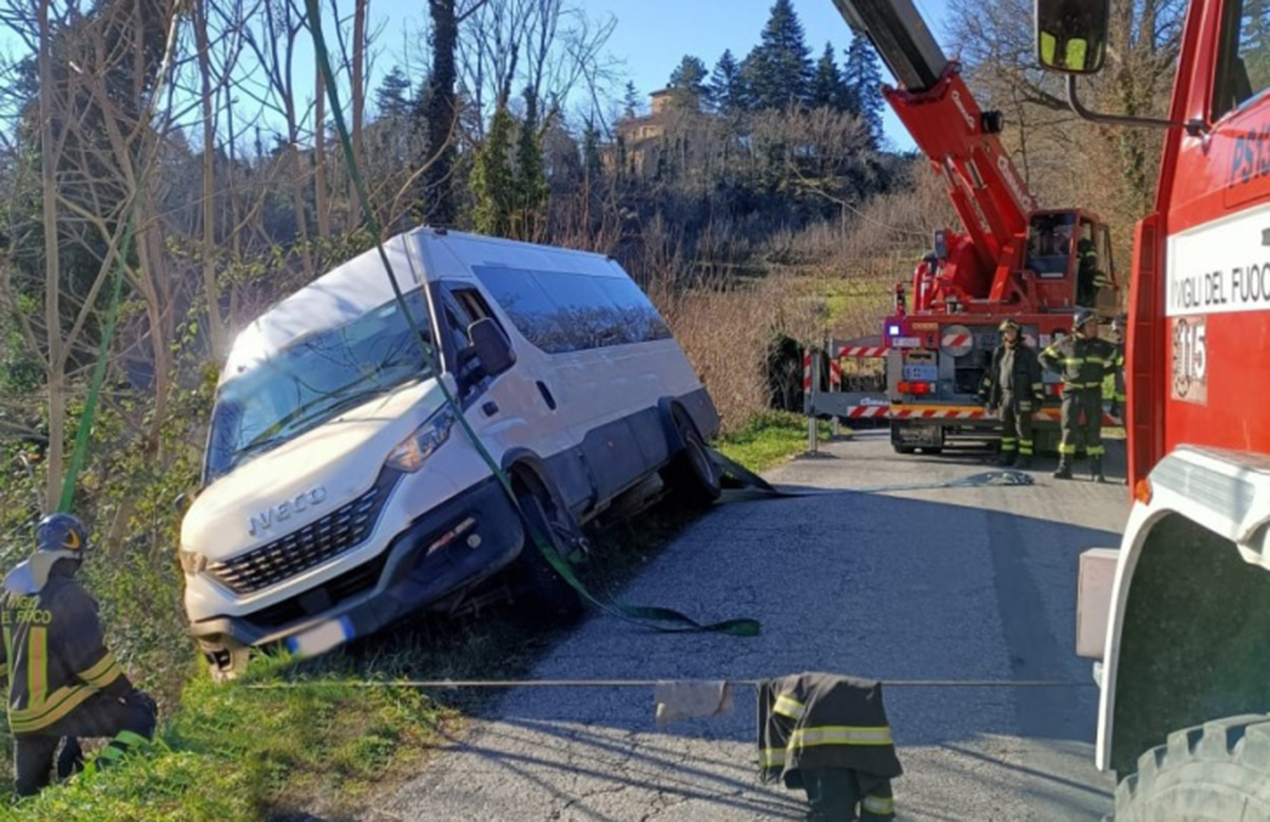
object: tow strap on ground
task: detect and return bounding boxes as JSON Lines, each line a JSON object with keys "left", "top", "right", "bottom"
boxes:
{"left": 304, "top": 6, "right": 759, "bottom": 639}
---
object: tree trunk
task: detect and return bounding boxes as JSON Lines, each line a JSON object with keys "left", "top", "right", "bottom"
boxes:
{"left": 352, "top": 0, "right": 368, "bottom": 170}
{"left": 315, "top": 65, "right": 331, "bottom": 238}
{"left": 38, "top": 0, "right": 64, "bottom": 511}
{"left": 196, "top": 0, "right": 227, "bottom": 362}
{"left": 423, "top": 0, "right": 458, "bottom": 225}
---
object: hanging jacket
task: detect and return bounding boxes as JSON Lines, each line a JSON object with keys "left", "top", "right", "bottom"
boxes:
{"left": 0, "top": 566, "right": 127, "bottom": 735}
{"left": 1039, "top": 334, "right": 1119, "bottom": 393}
{"left": 759, "top": 672, "right": 903, "bottom": 785}
{"left": 978, "top": 342, "right": 1045, "bottom": 409}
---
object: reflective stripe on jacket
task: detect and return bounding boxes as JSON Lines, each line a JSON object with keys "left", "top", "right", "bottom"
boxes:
{"left": 1039, "top": 334, "right": 1119, "bottom": 392}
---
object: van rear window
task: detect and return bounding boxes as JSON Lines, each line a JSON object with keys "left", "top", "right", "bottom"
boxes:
{"left": 473, "top": 266, "right": 671, "bottom": 354}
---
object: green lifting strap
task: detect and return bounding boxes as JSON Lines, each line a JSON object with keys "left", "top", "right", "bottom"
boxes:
{"left": 58, "top": 215, "right": 132, "bottom": 514}
{"left": 302, "top": 1, "right": 758, "bottom": 638}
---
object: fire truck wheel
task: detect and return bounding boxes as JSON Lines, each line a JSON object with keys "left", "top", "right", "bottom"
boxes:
{"left": 512, "top": 487, "right": 585, "bottom": 625}
{"left": 664, "top": 407, "right": 722, "bottom": 507}
{"left": 1110, "top": 714, "right": 1270, "bottom": 822}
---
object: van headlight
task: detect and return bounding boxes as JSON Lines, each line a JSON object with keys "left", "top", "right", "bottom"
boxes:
{"left": 385, "top": 409, "right": 455, "bottom": 473}
{"left": 179, "top": 549, "right": 209, "bottom": 575}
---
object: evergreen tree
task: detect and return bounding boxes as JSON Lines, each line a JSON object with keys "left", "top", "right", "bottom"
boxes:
{"left": 747, "top": 0, "right": 812, "bottom": 109}
{"left": 843, "top": 36, "right": 886, "bottom": 144}
{"left": 667, "top": 54, "right": 710, "bottom": 109}
{"left": 375, "top": 66, "right": 412, "bottom": 119}
{"left": 808, "top": 42, "right": 849, "bottom": 110}
{"left": 709, "top": 49, "right": 748, "bottom": 114}
{"left": 514, "top": 88, "right": 549, "bottom": 240}
{"left": 470, "top": 105, "right": 516, "bottom": 237}
{"left": 622, "top": 81, "right": 641, "bottom": 119}
{"left": 582, "top": 118, "right": 602, "bottom": 180}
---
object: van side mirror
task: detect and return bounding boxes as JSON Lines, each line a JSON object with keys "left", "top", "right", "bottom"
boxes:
{"left": 1035, "top": 0, "right": 1109, "bottom": 74}
{"left": 468, "top": 318, "right": 516, "bottom": 377}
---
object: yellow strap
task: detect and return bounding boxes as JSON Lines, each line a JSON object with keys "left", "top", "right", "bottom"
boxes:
{"left": 789, "top": 725, "right": 893, "bottom": 747}
{"left": 760, "top": 747, "right": 786, "bottom": 767}
{"left": 773, "top": 694, "right": 806, "bottom": 720}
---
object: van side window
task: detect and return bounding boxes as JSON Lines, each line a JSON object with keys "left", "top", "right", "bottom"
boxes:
{"left": 453, "top": 288, "right": 495, "bottom": 324}
{"left": 473, "top": 266, "right": 672, "bottom": 354}
{"left": 1213, "top": 0, "right": 1270, "bottom": 120}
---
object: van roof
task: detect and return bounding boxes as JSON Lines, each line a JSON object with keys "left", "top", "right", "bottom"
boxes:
{"left": 222, "top": 228, "right": 617, "bottom": 381}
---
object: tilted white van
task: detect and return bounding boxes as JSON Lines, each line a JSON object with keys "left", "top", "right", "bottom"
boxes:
{"left": 179, "top": 228, "right": 722, "bottom": 677}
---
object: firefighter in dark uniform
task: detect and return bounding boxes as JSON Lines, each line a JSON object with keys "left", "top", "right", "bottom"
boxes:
{"left": 1110, "top": 314, "right": 1127, "bottom": 421}
{"left": 1, "top": 514, "right": 157, "bottom": 797}
{"left": 760, "top": 672, "right": 902, "bottom": 821}
{"left": 1040, "top": 310, "right": 1121, "bottom": 482}
{"left": 979, "top": 318, "right": 1046, "bottom": 469}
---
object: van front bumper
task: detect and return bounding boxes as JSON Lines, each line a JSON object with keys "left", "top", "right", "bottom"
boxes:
{"left": 188, "top": 476, "right": 524, "bottom": 661}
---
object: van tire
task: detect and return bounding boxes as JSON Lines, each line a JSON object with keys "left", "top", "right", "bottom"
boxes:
{"left": 665, "top": 408, "right": 721, "bottom": 507}
{"left": 1110, "top": 714, "right": 1270, "bottom": 822}
{"left": 512, "top": 487, "right": 585, "bottom": 625}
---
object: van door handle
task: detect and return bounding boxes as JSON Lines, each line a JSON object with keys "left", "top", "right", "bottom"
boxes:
{"left": 536, "top": 381, "right": 557, "bottom": 410}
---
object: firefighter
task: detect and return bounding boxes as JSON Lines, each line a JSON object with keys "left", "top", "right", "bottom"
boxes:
{"left": 1, "top": 514, "right": 157, "bottom": 797}
{"left": 760, "top": 672, "right": 902, "bottom": 821}
{"left": 979, "top": 319, "right": 1046, "bottom": 469}
{"left": 1110, "top": 314, "right": 1127, "bottom": 421}
{"left": 1076, "top": 238, "right": 1113, "bottom": 306}
{"left": 1040, "top": 310, "right": 1121, "bottom": 482}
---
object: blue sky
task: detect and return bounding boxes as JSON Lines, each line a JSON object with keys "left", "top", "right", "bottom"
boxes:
{"left": 0, "top": 0, "right": 953, "bottom": 151}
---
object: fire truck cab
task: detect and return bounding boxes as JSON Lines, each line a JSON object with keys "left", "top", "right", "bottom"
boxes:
{"left": 1037, "top": 0, "right": 1270, "bottom": 815}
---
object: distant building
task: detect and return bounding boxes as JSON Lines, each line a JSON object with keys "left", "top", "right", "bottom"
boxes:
{"left": 606, "top": 89, "right": 711, "bottom": 179}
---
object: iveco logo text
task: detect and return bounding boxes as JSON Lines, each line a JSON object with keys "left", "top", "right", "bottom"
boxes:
{"left": 951, "top": 91, "right": 976, "bottom": 131}
{"left": 997, "top": 156, "right": 1035, "bottom": 211}
{"left": 249, "top": 486, "right": 328, "bottom": 538}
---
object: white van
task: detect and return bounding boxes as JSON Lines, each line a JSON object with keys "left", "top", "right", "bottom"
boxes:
{"left": 179, "top": 228, "right": 722, "bottom": 677}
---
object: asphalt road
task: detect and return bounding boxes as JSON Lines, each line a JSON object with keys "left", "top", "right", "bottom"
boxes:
{"left": 380, "top": 432, "right": 1129, "bottom": 821}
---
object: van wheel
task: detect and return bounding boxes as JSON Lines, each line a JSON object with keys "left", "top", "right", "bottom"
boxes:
{"left": 1110, "top": 714, "right": 1270, "bottom": 821}
{"left": 512, "top": 487, "right": 585, "bottom": 625}
{"left": 665, "top": 408, "right": 721, "bottom": 507}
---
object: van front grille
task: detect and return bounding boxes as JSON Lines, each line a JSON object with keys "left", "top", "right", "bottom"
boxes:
{"left": 209, "top": 472, "right": 399, "bottom": 595}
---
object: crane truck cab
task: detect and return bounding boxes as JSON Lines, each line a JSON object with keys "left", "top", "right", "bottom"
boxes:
{"left": 1037, "top": 0, "right": 1270, "bottom": 816}
{"left": 179, "top": 228, "right": 721, "bottom": 679}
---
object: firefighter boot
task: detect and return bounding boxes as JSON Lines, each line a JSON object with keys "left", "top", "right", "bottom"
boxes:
{"left": 1091, "top": 457, "right": 1107, "bottom": 483}
{"left": 998, "top": 450, "right": 1017, "bottom": 467}
{"left": 1053, "top": 457, "right": 1073, "bottom": 480}
{"left": 1015, "top": 455, "right": 1032, "bottom": 470}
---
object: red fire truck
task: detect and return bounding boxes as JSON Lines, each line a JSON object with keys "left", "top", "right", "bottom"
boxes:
{"left": 1036, "top": 0, "right": 1270, "bottom": 814}
{"left": 830, "top": 0, "right": 1122, "bottom": 455}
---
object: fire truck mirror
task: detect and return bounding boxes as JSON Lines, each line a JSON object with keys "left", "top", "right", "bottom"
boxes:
{"left": 1035, "top": 0, "right": 1108, "bottom": 75}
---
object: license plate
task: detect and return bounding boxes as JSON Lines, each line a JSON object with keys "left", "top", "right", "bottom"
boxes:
{"left": 893, "top": 336, "right": 921, "bottom": 348}
{"left": 897, "top": 424, "right": 942, "bottom": 445}
{"left": 902, "top": 365, "right": 938, "bottom": 381}
{"left": 286, "top": 616, "right": 353, "bottom": 658}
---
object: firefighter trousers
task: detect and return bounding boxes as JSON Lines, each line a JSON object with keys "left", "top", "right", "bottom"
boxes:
{"left": 13, "top": 690, "right": 156, "bottom": 797}
{"left": 800, "top": 768, "right": 896, "bottom": 820}
{"left": 998, "top": 392, "right": 1035, "bottom": 458}
{"left": 1060, "top": 389, "right": 1104, "bottom": 460}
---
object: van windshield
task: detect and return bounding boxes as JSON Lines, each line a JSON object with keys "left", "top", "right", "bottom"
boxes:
{"left": 203, "top": 290, "right": 435, "bottom": 484}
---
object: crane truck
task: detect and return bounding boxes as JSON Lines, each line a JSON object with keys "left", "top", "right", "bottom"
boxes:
{"left": 828, "top": 0, "right": 1121, "bottom": 455}
{"left": 1036, "top": 0, "right": 1270, "bottom": 816}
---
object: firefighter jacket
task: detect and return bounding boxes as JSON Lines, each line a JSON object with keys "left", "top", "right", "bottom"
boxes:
{"left": 0, "top": 569, "right": 125, "bottom": 735}
{"left": 979, "top": 342, "right": 1045, "bottom": 409}
{"left": 759, "top": 672, "right": 903, "bottom": 786}
{"left": 1039, "top": 334, "right": 1120, "bottom": 394}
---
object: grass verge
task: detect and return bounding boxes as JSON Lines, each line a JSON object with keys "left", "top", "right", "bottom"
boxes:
{"left": 715, "top": 411, "right": 838, "bottom": 474}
